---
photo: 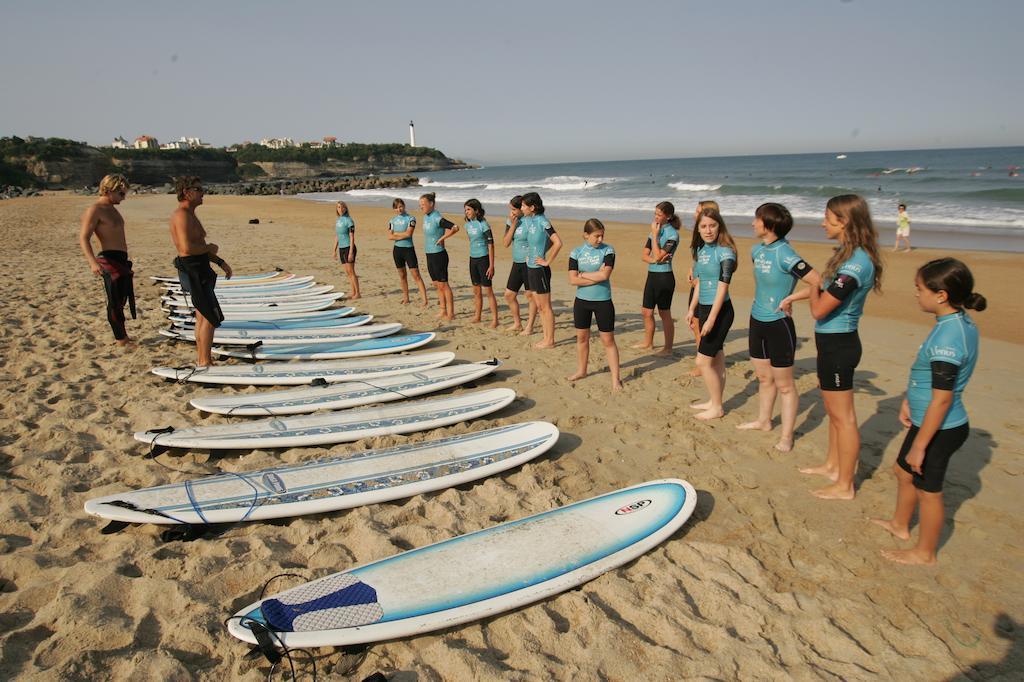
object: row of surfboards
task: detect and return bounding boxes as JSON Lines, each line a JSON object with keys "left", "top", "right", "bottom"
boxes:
{"left": 92, "top": 270, "right": 698, "bottom": 649}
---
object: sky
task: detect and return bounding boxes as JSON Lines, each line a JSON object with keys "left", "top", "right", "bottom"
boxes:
{"left": 1, "top": 0, "right": 1021, "bottom": 165}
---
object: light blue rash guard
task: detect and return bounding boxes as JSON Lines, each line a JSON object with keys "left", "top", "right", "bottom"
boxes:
{"left": 525, "top": 214, "right": 556, "bottom": 269}
{"left": 465, "top": 219, "right": 494, "bottom": 258}
{"left": 906, "top": 311, "right": 978, "bottom": 429}
{"left": 694, "top": 243, "right": 737, "bottom": 305}
{"left": 815, "top": 247, "right": 875, "bottom": 333}
{"left": 422, "top": 210, "right": 455, "bottom": 255}
{"left": 389, "top": 214, "right": 416, "bottom": 248}
{"left": 334, "top": 215, "right": 355, "bottom": 249}
{"left": 569, "top": 242, "right": 615, "bottom": 302}
{"left": 507, "top": 217, "right": 528, "bottom": 264}
{"left": 646, "top": 224, "right": 680, "bottom": 273}
{"left": 750, "top": 239, "right": 807, "bottom": 322}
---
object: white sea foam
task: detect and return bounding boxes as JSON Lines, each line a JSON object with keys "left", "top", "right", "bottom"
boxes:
{"left": 668, "top": 182, "right": 723, "bottom": 192}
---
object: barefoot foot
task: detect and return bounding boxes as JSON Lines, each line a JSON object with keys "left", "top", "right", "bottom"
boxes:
{"left": 534, "top": 340, "right": 555, "bottom": 350}
{"left": 870, "top": 518, "right": 911, "bottom": 540}
{"left": 695, "top": 407, "right": 724, "bottom": 421}
{"left": 736, "top": 420, "right": 772, "bottom": 432}
{"left": 774, "top": 437, "right": 794, "bottom": 453}
{"left": 689, "top": 400, "right": 712, "bottom": 410}
{"left": 566, "top": 372, "right": 587, "bottom": 381}
{"left": 653, "top": 348, "right": 673, "bottom": 357}
{"left": 798, "top": 464, "right": 839, "bottom": 481}
{"left": 630, "top": 343, "right": 654, "bottom": 350}
{"left": 812, "top": 482, "right": 855, "bottom": 500}
{"left": 880, "top": 548, "right": 936, "bottom": 565}
{"left": 688, "top": 366, "right": 702, "bottom": 377}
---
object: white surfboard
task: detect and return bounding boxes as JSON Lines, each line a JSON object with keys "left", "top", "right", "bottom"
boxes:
{"left": 212, "top": 332, "right": 436, "bottom": 360}
{"left": 161, "top": 322, "right": 402, "bottom": 345}
{"left": 169, "top": 298, "right": 338, "bottom": 313}
{"left": 152, "top": 271, "right": 290, "bottom": 284}
{"left": 133, "top": 388, "right": 516, "bottom": 450}
{"left": 162, "top": 286, "right": 338, "bottom": 304}
{"left": 162, "top": 278, "right": 315, "bottom": 294}
{"left": 190, "top": 361, "right": 500, "bottom": 415}
{"left": 227, "top": 479, "right": 697, "bottom": 648}
{"left": 150, "top": 351, "right": 456, "bottom": 386}
{"left": 172, "top": 314, "right": 372, "bottom": 332}
{"left": 87, "top": 421, "right": 558, "bottom": 525}
{"left": 171, "top": 307, "right": 357, "bottom": 323}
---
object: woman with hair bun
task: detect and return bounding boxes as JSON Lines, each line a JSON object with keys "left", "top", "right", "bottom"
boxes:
{"left": 872, "top": 258, "right": 985, "bottom": 565}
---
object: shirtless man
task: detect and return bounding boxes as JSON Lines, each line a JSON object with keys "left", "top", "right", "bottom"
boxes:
{"left": 79, "top": 174, "right": 137, "bottom": 346}
{"left": 169, "top": 176, "right": 232, "bottom": 367}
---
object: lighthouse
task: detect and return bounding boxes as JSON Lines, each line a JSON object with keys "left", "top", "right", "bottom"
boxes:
{"left": 409, "top": 120, "right": 416, "bottom": 147}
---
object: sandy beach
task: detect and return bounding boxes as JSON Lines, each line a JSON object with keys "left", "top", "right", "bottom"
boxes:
{"left": 1, "top": 192, "right": 1021, "bottom": 680}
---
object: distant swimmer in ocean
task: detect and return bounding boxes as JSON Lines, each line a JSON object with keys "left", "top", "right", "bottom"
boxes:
{"left": 739, "top": 203, "right": 820, "bottom": 451}
{"left": 894, "top": 203, "right": 912, "bottom": 253}
{"left": 632, "top": 201, "right": 681, "bottom": 357}
{"left": 792, "top": 194, "right": 883, "bottom": 500}
{"left": 462, "top": 198, "right": 499, "bottom": 327}
{"left": 872, "top": 258, "right": 985, "bottom": 564}
{"left": 420, "top": 192, "right": 459, "bottom": 321}
{"left": 331, "top": 201, "right": 360, "bottom": 300}
{"left": 521, "top": 192, "right": 563, "bottom": 349}
{"left": 567, "top": 219, "right": 621, "bottom": 390}
{"left": 686, "top": 200, "right": 720, "bottom": 376}
{"left": 78, "top": 173, "right": 136, "bottom": 347}
{"left": 387, "top": 198, "right": 429, "bottom": 307}
{"left": 503, "top": 195, "right": 537, "bottom": 334}
{"left": 686, "top": 207, "right": 738, "bottom": 420}
{"left": 169, "top": 176, "right": 232, "bottom": 368}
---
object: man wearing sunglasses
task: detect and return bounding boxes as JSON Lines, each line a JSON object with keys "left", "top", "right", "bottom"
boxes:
{"left": 170, "top": 176, "right": 233, "bottom": 367}
{"left": 79, "top": 173, "right": 137, "bottom": 346}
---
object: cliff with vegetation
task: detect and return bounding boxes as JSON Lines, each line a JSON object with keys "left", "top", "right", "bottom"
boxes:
{"left": 0, "top": 137, "right": 470, "bottom": 189}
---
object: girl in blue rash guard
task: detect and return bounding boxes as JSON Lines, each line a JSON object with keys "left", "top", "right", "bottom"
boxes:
{"left": 419, "top": 192, "right": 459, "bottom": 321}
{"left": 790, "top": 194, "right": 884, "bottom": 500}
{"left": 870, "top": 258, "right": 984, "bottom": 565}
{"left": 685, "top": 207, "right": 738, "bottom": 420}
{"left": 387, "top": 198, "right": 429, "bottom": 307}
{"left": 503, "top": 195, "right": 537, "bottom": 334}
{"left": 567, "top": 219, "right": 622, "bottom": 390}
{"left": 737, "top": 203, "right": 820, "bottom": 451}
{"left": 632, "top": 201, "right": 681, "bottom": 356}
{"left": 463, "top": 198, "right": 499, "bottom": 328}
{"left": 331, "top": 202, "right": 360, "bottom": 300}
{"left": 521, "top": 192, "right": 563, "bottom": 349}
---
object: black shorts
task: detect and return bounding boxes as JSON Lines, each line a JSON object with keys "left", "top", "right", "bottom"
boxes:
{"left": 338, "top": 245, "right": 357, "bottom": 264}
{"left": 696, "top": 298, "right": 734, "bottom": 357}
{"left": 896, "top": 423, "right": 970, "bottom": 492}
{"left": 573, "top": 298, "right": 615, "bottom": 333}
{"left": 748, "top": 316, "right": 797, "bottom": 368}
{"left": 506, "top": 262, "right": 528, "bottom": 292}
{"left": 469, "top": 256, "right": 492, "bottom": 287}
{"left": 815, "top": 331, "right": 862, "bottom": 391}
{"left": 526, "top": 266, "right": 552, "bottom": 294}
{"left": 426, "top": 251, "right": 449, "bottom": 283}
{"left": 642, "top": 271, "right": 675, "bottom": 310}
{"left": 175, "top": 255, "right": 223, "bottom": 328}
{"left": 393, "top": 246, "right": 419, "bottom": 270}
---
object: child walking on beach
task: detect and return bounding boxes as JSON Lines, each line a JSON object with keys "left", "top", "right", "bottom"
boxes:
{"left": 632, "top": 201, "right": 681, "bottom": 356}
{"left": 686, "top": 207, "right": 737, "bottom": 420}
{"left": 463, "top": 198, "right": 499, "bottom": 327}
{"left": 332, "top": 201, "right": 360, "bottom": 300}
{"left": 387, "top": 198, "right": 429, "bottom": 306}
{"left": 521, "top": 192, "right": 562, "bottom": 349}
{"left": 872, "top": 258, "right": 984, "bottom": 564}
{"left": 567, "top": 219, "right": 621, "bottom": 390}
{"left": 503, "top": 195, "right": 537, "bottom": 334}
{"left": 420, "top": 192, "right": 459, "bottom": 321}
{"left": 894, "top": 203, "right": 912, "bottom": 252}
{"left": 798, "top": 194, "right": 884, "bottom": 500}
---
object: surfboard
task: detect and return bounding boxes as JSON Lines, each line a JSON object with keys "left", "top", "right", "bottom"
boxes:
{"left": 226, "top": 479, "right": 697, "bottom": 648}
{"left": 87, "top": 421, "right": 557, "bottom": 525}
{"left": 190, "top": 360, "right": 500, "bottom": 415}
{"left": 168, "top": 298, "right": 339, "bottom": 313}
{"left": 171, "top": 314, "right": 372, "bottom": 332}
{"left": 133, "top": 388, "right": 516, "bottom": 450}
{"left": 212, "top": 332, "right": 436, "bottom": 360}
{"left": 160, "top": 322, "right": 402, "bottom": 345}
{"left": 162, "top": 278, "right": 315, "bottom": 294}
{"left": 151, "top": 271, "right": 289, "bottom": 283}
{"left": 171, "top": 308, "right": 357, "bottom": 323}
{"left": 150, "top": 351, "right": 456, "bottom": 386}
{"left": 162, "top": 285, "right": 337, "bottom": 303}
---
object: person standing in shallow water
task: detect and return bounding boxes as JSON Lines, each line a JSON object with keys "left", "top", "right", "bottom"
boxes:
{"left": 871, "top": 258, "right": 984, "bottom": 565}
{"left": 332, "top": 201, "right": 360, "bottom": 300}
{"left": 632, "top": 201, "right": 681, "bottom": 357}
{"left": 521, "top": 192, "right": 562, "bottom": 349}
{"left": 419, "top": 192, "right": 458, "bottom": 321}
{"left": 79, "top": 173, "right": 137, "bottom": 346}
{"left": 387, "top": 198, "right": 429, "bottom": 307}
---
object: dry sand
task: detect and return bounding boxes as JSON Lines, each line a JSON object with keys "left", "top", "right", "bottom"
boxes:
{"left": 1, "top": 192, "right": 1021, "bottom": 680}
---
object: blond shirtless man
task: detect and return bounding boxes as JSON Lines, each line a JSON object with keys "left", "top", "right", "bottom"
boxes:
{"left": 79, "top": 174, "right": 137, "bottom": 346}
{"left": 169, "top": 176, "right": 232, "bottom": 367}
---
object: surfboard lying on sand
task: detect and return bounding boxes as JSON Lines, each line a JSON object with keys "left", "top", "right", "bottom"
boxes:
{"left": 171, "top": 307, "right": 357, "bottom": 323}
{"left": 226, "top": 479, "right": 697, "bottom": 648}
{"left": 87, "top": 421, "right": 557, "bottom": 525}
{"left": 190, "top": 360, "right": 500, "bottom": 415}
{"left": 171, "top": 314, "right": 372, "bottom": 331}
{"left": 162, "top": 278, "right": 316, "bottom": 295}
{"left": 160, "top": 322, "right": 401, "bottom": 345}
{"left": 151, "top": 271, "right": 290, "bottom": 283}
{"left": 150, "top": 351, "right": 456, "bottom": 386}
{"left": 169, "top": 298, "right": 338, "bottom": 313}
{"left": 162, "top": 286, "right": 340, "bottom": 304}
{"left": 212, "top": 332, "right": 436, "bottom": 360}
{"left": 133, "top": 388, "right": 515, "bottom": 450}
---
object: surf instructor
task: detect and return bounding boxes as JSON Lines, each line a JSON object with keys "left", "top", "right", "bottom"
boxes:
{"left": 169, "top": 176, "right": 232, "bottom": 367}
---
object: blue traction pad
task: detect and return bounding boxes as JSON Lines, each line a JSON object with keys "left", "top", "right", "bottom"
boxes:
{"left": 262, "top": 573, "right": 383, "bottom": 632}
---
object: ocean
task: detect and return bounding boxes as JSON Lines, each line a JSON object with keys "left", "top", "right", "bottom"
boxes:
{"left": 298, "top": 146, "right": 1024, "bottom": 252}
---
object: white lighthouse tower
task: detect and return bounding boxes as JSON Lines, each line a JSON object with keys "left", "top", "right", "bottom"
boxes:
{"left": 409, "top": 120, "right": 416, "bottom": 147}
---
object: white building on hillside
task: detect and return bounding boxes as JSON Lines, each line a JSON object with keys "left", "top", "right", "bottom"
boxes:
{"left": 111, "top": 136, "right": 129, "bottom": 149}
{"left": 260, "top": 137, "right": 295, "bottom": 149}
{"left": 133, "top": 135, "right": 158, "bottom": 149}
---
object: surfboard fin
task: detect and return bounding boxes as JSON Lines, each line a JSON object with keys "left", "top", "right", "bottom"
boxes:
{"left": 100, "top": 520, "right": 131, "bottom": 535}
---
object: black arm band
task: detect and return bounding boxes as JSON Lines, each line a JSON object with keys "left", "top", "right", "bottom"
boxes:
{"left": 931, "top": 361, "right": 959, "bottom": 390}
{"left": 568, "top": 258, "right": 579, "bottom": 271}
{"left": 790, "top": 260, "right": 811, "bottom": 279}
{"left": 663, "top": 240, "right": 678, "bottom": 254}
{"left": 719, "top": 258, "right": 736, "bottom": 284}
{"left": 826, "top": 273, "right": 859, "bottom": 301}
